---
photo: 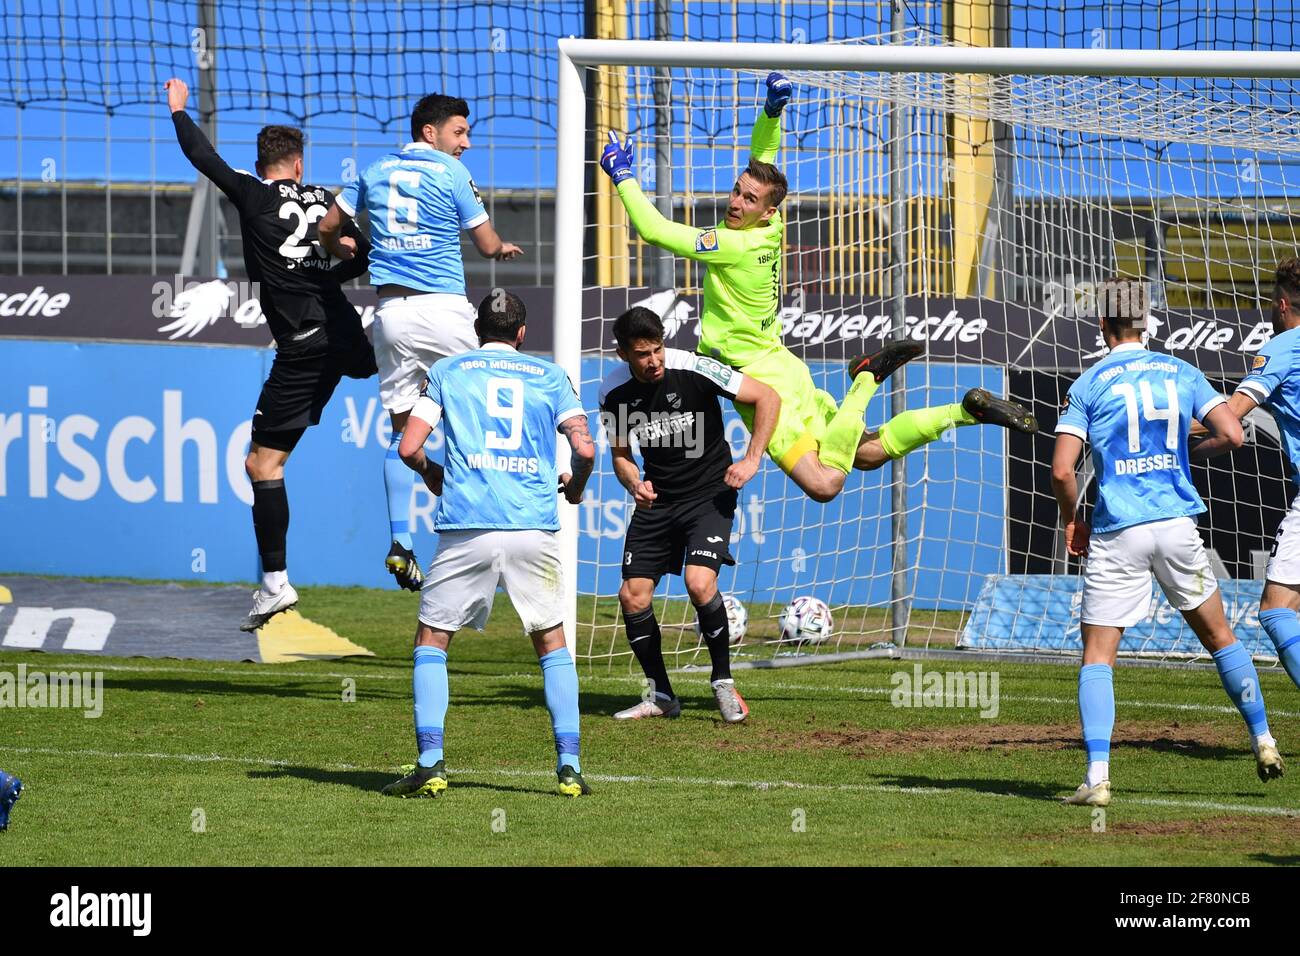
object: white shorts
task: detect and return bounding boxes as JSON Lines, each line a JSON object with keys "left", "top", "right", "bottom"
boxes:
{"left": 418, "top": 529, "right": 566, "bottom": 636}
{"left": 1081, "top": 516, "right": 1218, "bottom": 627}
{"left": 373, "top": 293, "right": 479, "bottom": 413}
{"left": 1266, "top": 491, "right": 1300, "bottom": 585}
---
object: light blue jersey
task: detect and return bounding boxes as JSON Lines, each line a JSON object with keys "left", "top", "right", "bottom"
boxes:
{"left": 1056, "top": 342, "right": 1226, "bottom": 534}
{"left": 335, "top": 142, "right": 488, "bottom": 294}
{"left": 1238, "top": 325, "right": 1300, "bottom": 480}
{"left": 410, "top": 342, "right": 586, "bottom": 532}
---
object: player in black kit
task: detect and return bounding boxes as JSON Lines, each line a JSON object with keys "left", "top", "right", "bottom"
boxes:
{"left": 599, "top": 307, "right": 780, "bottom": 723}
{"left": 166, "top": 77, "right": 378, "bottom": 632}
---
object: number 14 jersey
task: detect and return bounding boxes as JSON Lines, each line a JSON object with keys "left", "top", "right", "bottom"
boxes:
{"left": 1056, "top": 341, "right": 1227, "bottom": 534}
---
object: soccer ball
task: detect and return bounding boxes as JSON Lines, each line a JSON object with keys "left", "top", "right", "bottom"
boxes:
{"left": 697, "top": 594, "right": 747, "bottom": 646}
{"left": 778, "top": 596, "right": 833, "bottom": 645}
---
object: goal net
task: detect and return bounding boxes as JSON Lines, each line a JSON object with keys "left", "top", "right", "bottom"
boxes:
{"left": 556, "top": 35, "right": 1300, "bottom": 670}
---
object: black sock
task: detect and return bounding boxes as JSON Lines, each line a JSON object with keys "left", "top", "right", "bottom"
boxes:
{"left": 695, "top": 592, "right": 732, "bottom": 683}
{"left": 623, "top": 606, "right": 674, "bottom": 701}
{"left": 251, "top": 478, "right": 289, "bottom": 573}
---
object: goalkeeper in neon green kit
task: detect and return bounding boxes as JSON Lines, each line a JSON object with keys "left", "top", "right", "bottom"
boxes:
{"left": 600, "top": 73, "right": 1038, "bottom": 502}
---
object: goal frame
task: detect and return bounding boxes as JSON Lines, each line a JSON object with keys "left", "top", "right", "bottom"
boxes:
{"left": 551, "top": 38, "right": 1300, "bottom": 657}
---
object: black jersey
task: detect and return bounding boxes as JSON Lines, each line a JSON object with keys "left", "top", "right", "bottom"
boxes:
{"left": 172, "top": 111, "right": 369, "bottom": 351}
{"left": 599, "top": 348, "right": 744, "bottom": 503}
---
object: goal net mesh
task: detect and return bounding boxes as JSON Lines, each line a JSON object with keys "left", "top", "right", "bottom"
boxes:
{"left": 574, "top": 34, "right": 1300, "bottom": 670}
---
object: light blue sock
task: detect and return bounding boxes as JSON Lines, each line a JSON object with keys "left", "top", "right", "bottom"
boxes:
{"left": 385, "top": 430, "right": 414, "bottom": 550}
{"left": 539, "top": 647, "right": 580, "bottom": 773}
{"left": 1079, "top": 663, "right": 1114, "bottom": 764}
{"left": 1212, "top": 641, "right": 1271, "bottom": 738}
{"left": 1259, "top": 607, "right": 1300, "bottom": 690}
{"left": 413, "top": 646, "right": 448, "bottom": 768}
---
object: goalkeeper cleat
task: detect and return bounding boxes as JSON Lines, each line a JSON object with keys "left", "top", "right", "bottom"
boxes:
{"left": 557, "top": 765, "right": 591, "bottom": 797}
{"left": 385, "top": 541, "right": 424, "bottom": 592}
{"left": 711, "top": 681, "right": 750, "bottom": 724}
{"left": 239, "top": 583, "right": 299, "bottom": 632}
{"left": 963, "top": 388, "right": 1038, "bottom": 435}
{"left": 848, "top": 342, "right": 924, "bottom": 384}
{"left": 382, "top": 761, "right": 447, "bottom": 798}
{"left": 0, "top": 771, "right": 21, "bottom": 830}
{"left": 613, "top": 697, "right": 681, "bottom": 720}
{"left": 1062, "top": 780, "right": 1111, "bottom": 807}
{"left": 1256, "top": 742, "right": 1285, "bottom": 782}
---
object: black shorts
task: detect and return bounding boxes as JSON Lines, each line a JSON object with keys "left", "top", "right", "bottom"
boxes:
{"left": 251, "top": 325, "right": 378, "bottom": 452}
{"left": 621, "top": 489, "right": 737, "bottom": 583}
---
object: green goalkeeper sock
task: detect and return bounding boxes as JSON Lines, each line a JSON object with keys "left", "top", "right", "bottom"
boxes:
{"left": 819, "top": 374, "right": 883, "bottom": 474}
{"left": 878, "top": 403, "right": 976, "bottom": 459}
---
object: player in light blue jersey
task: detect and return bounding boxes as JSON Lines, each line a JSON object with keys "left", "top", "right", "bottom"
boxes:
{"left": 1052, "top": 278, "right": 1282, "bottom": 807}
{"left": 380, "top": 290, "right": 596, "bottom": 798}
{"left": 1210, "top": 258, "right": 1300, "bottom": 707}
{"left": 318, "top": 93, "right": 522, "bottom": 592}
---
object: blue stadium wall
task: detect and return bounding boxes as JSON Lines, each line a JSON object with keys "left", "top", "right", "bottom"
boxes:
{"left": 0, "top": 340, "right": 1005, "bottom": 608}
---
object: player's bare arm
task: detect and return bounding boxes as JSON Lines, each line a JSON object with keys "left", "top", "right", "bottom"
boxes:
{"left": 610, "top": 440, "right": 657, "bottom": 510}
{"left": 317, "top": 203, "right": 358, "bottom": 260}
{"left": 726, "top": 376, "right": 779, "bottom": 490}
{"left": 1050, "top": 432, "right": 1090, "bottom": 556}
{"left": 469, "top": 220, "right": 523, "bottom": 261}
{"left": 558, "top": 414, "right": 596, "bottom": 505}
{"left": 1189, "top": 402, "right": 1245, "bottom": 460}
{"left": 398, "top": 414, "right": 445, "bottom": 496}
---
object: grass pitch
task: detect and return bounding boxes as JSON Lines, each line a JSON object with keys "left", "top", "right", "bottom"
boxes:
{"left": 3, "top": 583, "right": 1299, "bottom": 866}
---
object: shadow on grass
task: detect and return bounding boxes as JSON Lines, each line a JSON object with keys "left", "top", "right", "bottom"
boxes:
{"left": 871, "top": 773, "right": 1065, "bottom": 801}
{"left": 247, "top": 765, "right": 551, "bottom": 797}
{"left": 99, "top": 677, "right": 409, "bottom": 703}
{"left": 248, "top": 766, "right": 394, "bottom": 792}
{"left": 1249, "top": 853, "right": 1300, "bottom": 866}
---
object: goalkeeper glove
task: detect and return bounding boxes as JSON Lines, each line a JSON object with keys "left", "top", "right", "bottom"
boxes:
{"left": 599, "top": 131, "right": 635, "bottom": 185}
{"left": 764, "top": 72, "right": 793, "bottom": 117}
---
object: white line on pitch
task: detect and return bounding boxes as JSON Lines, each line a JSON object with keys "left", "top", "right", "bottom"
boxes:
{"left": 3, "top": 661, "right": 1298, "bottom": 719}
{"left": 1, "top": 744, "right": 1294, "bottom": 818}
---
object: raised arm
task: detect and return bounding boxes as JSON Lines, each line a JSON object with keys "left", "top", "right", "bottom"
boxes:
{"left": 165, "top": 78, "right": 256, "bottom": 207}
{"left": 749, "top": 73, "right": 791, "bottom": 163}
{"left": 599, "top": 133, "right": 747, "bottom": 264}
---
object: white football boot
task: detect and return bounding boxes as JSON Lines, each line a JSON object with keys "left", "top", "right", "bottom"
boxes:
{"left": 1256, "top": 741, "right": 1285, "bottom": 782}
{"left": 240, "top": 583, "right": 299, "bottom": 632}
{"left": 711, "top": 680, "right": 750, "bottom": 724}
{"left": 1062, "top": 780, "right": 1112, "bottom": 807}
{"left": 613, "top": 696, "right": 681, "bottom": 720}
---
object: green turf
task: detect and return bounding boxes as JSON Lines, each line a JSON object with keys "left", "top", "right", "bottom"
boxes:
{"left": 2, "top": 583, "right": 1298, "bottom": 866}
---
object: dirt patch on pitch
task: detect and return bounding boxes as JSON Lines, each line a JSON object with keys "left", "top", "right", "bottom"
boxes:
{"left": 713, "top": 720, "right": 1239, "bottom": 757}
{"left": 1107, "top": 816, "right": 1300, "bottom": 837}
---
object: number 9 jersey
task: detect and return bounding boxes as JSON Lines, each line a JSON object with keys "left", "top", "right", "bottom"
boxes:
{"left": 1055, "top": 341, "right": 1226, "bottom": 534}
{"left": 409, "top": 343, "right": 587, "bottom": 533}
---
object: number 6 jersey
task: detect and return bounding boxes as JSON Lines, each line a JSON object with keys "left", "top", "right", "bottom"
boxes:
{"left": 409, "top": 343, "right": 587, "bottom": 533}
{"left": 1055, "top": 341, "right": 1227, "bottom": 533}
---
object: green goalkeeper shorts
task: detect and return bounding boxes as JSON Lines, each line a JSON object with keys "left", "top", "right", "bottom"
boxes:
{"left": 732, "top": 346, "right": 838, "bottom": 475}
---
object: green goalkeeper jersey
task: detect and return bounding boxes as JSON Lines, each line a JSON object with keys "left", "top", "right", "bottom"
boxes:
{"left": 615, "top": 112, "right": 783, "bottom": 368}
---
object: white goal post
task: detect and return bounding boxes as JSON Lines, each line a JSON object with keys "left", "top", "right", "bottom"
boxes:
{"left": 553, "top": 38, "right": 1300, "bottom": 668}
